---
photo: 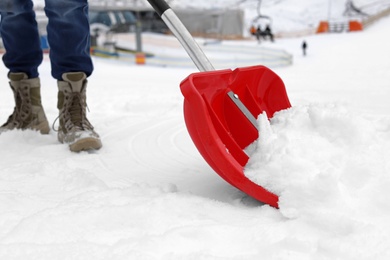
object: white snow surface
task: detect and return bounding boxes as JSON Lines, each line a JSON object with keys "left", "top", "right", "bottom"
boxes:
{"left": 35, "top": 0, "right": 389, "bottom": 34}
{"left": 169, "top": 0, "right": 390, "bottom": 33}
{"left": 1, "top": 6, "right": 390, "bottom": 260}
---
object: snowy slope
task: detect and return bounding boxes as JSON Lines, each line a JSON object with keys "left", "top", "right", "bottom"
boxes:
{"left": 33, "top": 0, "right": 389, "bottom": 34}
{"left": 163, "top": 0, "right": 388, "bottom": 33}
{"left": 1, "top": 3, "right": 390, "bottom": 260}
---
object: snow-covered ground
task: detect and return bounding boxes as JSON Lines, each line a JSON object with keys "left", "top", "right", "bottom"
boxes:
{"left": 1, "top": 7, "right": 390, "bottom": 260}
{"left": 34, "top": 0, "right": 390, "bottom": 35}
{"left": 169, "top": 0, "right": 390, "bottom": 34}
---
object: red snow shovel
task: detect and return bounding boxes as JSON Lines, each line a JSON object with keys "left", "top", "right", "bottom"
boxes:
{"left": 147, "top": 0, "right": 291, "bottom": 208}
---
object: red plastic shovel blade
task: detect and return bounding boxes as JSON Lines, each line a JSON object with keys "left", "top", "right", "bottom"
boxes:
{"left": 180, "top": 65, "right": 291, "bottom": 208}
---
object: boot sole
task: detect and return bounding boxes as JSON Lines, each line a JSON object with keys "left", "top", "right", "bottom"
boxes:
{"left": 69, "top": 137, "right": 102, "bottom": 152}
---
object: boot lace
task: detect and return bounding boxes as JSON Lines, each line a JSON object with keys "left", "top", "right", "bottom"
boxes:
{"left": 53, "top": 91, "right": 93, "bottom": 132}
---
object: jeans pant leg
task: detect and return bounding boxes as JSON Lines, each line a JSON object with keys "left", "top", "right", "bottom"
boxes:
{"left": 44, "top": 0, "right": 93, "bottom": 80}
{"left": 0, "top": 0, "right": 42, "bottom": 78}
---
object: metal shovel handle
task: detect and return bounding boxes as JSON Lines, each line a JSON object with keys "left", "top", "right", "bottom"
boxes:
{"left": 147, "top": 0, "right": 259, "bottom": 131}
{"left": 146, "top": 0, "right": 214, "bottom": 72}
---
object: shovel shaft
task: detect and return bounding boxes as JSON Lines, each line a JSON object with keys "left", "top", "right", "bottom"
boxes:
{"left": 147, "top": 0, "right": 259, "bottom": 131}
{"left": 146, "top": 0, "right": 214, "bottom": 72}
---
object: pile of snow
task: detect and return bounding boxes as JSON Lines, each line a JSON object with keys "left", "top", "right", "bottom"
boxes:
{"left": 246, "top": 104, "right": 390, "bottom": 217}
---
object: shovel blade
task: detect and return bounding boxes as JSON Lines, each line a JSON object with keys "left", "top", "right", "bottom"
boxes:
{"left": 180, "top": 65, "right": 291, "bottom": 207}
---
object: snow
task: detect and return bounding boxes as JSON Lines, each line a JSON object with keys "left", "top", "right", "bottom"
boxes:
{"left": 169, "top": 0, "right": 389, "bottom": 34}
{"left": 1, "top": 2, "right": 390, "bottom": 260}
{"left": 33, "top": 0, "right": 388, "bottom": 34}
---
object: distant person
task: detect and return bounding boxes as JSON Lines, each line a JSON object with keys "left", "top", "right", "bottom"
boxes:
{"left": 250, "top": 25, "right": 257, "bottom": 36}
{"left": 256, "top": 26, "right": 262, "bottom": 43}
{"left": 264, "top": 25, "right": 274, "bottom": 42}
{"left": 0, "top": 0, "right": 102, "bottom": 152}
{"left": 302, "top": 40, "right": 308, "bottom": 56}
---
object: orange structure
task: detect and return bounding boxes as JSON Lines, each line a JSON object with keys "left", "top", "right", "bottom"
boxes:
{"left": 349, "top": 20, "right": 364, "bottom": 31}
{"left": 135, "top": 52, "right": 146, "bottom": 65}
{"left": 316, "top": 21, "right": 329, "bottom": 33}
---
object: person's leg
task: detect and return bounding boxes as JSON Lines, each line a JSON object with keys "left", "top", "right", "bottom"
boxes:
{"left": 0, "top": 72, "right": 50, "bottom": 134}
{"left": 0, "top": 0, "right": 42, "bottom": 78}
{"left": 57, "top": 72, "right": 102, "bottom": 152}
{"left": 0, "top": 0, "right": 49, "bottom": 134}
{"left": 44, "top": 0, "right": 101, "bottom": 151}
{"left": 44, "top": 0, "right": 93, "bottom": 80}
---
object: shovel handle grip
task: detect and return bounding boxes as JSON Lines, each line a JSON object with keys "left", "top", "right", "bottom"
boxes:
{"left": 146, "top": 0, "right": 169, "bottom": 16}
{"left": 146, "top": 0, "right": 214, "bottom": 72}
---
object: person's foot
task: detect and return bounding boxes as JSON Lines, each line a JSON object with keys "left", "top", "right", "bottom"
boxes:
{"left": 0, "top": 72, "right": 49, "bottom": 134}
{"left": 56, "top": 72, "right": 102, "bottom": 152}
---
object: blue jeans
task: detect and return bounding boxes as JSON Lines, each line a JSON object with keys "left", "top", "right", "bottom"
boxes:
{"left": 0, "top": 0, "right": 93, "bottom": 80}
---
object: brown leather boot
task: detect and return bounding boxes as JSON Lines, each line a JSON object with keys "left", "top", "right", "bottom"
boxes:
{"left": 57, "top": 72, "right": 102, "bottom": 152}
{"left": 0, "top": 72, "right": 49, "bottom": 134}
